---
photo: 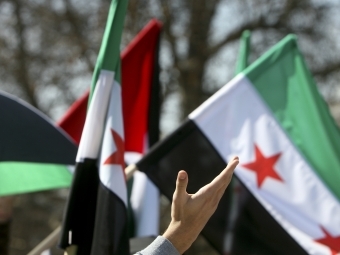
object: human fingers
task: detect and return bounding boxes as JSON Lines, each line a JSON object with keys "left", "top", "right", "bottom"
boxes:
{"left": 208, "top": 156, "right": 239, "bottom": 191}
{"left": 172, "top": 171, "right": 189, "bottom": 221}
{"left": 173, "top": 170, "right": 188, "bottom": 201}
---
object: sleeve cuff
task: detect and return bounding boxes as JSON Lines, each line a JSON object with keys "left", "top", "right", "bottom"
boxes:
{"left": 137, "top": 235, "right": 180, "bottom": 255}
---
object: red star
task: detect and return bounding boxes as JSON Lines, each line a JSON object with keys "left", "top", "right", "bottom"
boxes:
{"left": 103, "top": 129, "right": 125, "bottom": 171}
{"left": 315, "top": 227, "right": 340, "bottom": 255}
{"left": 241, "top": 144, "right": 283, "bottom": 188}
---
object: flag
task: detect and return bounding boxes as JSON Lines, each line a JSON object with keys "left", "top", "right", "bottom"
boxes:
{"left": 136, "top": 35, "right": 340, "bottom": 254}
{"left": 0, "top": 91, "right": 76, "bottom": 196}
{"left": 59, "top": 0, "right": 129, "bottom": 254}
{"left": 122, "top": 19, "right": 162, "bottom": 238}
{"left": 57, "top": 19, "right": 162, "bottom": 238}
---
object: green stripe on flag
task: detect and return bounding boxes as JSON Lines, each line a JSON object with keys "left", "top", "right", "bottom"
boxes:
{"left": 235, "top": 30, "right": 251, "bottom": 75}
{"left": 89, "top": 0, "right": 128, "bottom": 103}
{"left": 0, "top": 162, "right": 72, "bottom": 196}
{"left": 243, "top": 35, "right": 340, "bottom": 200}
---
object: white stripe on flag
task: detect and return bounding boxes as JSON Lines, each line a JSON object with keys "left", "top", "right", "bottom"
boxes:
{"left": 99, "top": 79, "right": 127, "bottom": 206}
{"left": 76, "top": 70, "right": 114, "bottom": 161}
{"left": 126, "top": 152, "right": 160, "bottom": 237}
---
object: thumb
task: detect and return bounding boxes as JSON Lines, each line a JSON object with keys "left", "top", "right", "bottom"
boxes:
{"left": 174, "top": 170, "right": 188, "bottom": 197}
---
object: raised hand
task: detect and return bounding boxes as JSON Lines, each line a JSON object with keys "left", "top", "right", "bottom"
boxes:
{"left": 162, "top": 156, "right": 239, "bottom": 254}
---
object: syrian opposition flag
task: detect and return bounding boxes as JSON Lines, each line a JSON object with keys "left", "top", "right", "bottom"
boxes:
{"left": 58, "top": 0, "right": 130, "bottom": 254}
{"left": 136, "top": 35, "right": 340, "bottom": 255}
{"left": 57, "top": 19, "right": 162, "bottom": 238}
{"left": 0, "top": 91, "right": 76, "bottom": 196}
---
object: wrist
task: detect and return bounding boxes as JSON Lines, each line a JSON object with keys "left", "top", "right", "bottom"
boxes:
{"left": 162, "top": 221, "right": 197, "bottom": 254}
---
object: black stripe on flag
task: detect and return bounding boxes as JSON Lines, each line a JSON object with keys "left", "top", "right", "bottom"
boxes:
{"left": 59, "top": 158, "right": 129, "bottom": 255}
{"left": 137, "top": 119, "right": 307, "bottom": 255}
{"left": 147, "top": 36, "right": 161, "bottom": 148}
{"left": 59, "top": 159, "right": 99, "bottom": 254}
{"left": 0, "top": 91, "right": 77, "bottom": 164}
{"left": 91, "top": 182, "right": 129, "bottom": 254}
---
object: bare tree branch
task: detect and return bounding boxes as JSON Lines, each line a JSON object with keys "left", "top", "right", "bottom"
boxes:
{"left": 12, "top": 1, "right": 39, "bottom": 108}
{"left": 64, "top": 0, "right": 94, "bottom": 72}
{"left": 313, "top": 63, "right": 340, "bottom": 76}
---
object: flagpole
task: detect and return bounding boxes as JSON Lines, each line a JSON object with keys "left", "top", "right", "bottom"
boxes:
{"left": 27, "top": 164, "right": 139, "bottom": 255}
{"left": 125, "top": 163, "right": 137, "bottom": 180}
{"left": 27, "top": 226, "right": 61, "bottom": 255}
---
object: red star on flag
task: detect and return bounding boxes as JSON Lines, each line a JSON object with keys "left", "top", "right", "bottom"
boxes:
{"left": 315, "top": 227, "right": 340, "bottom": 255}
{"left": 241, "top": 144, "right": 283, "bottom": 188}
{"left": 103, "top": 129, "right": 125, "bottom": 171}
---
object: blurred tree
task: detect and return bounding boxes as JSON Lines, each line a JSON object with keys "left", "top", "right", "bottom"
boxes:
{"left": 1, "top": 0, "right": 339, "bottom": 121}
{"left": 0, "top": 0, "right": 339, "bottom": 254}
{"left": 0, "top": 0, "right": 109, "bottom": 116}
